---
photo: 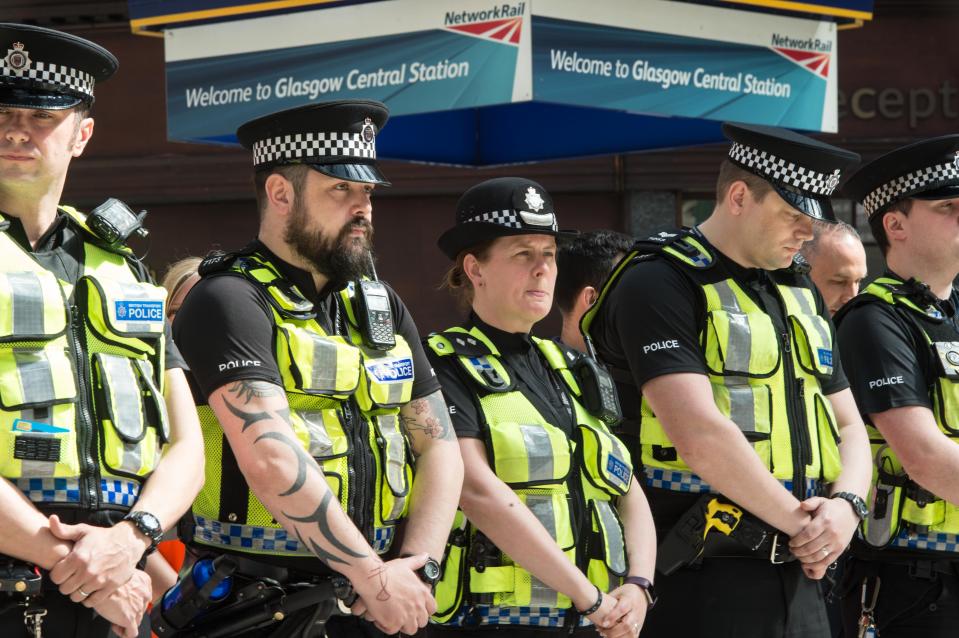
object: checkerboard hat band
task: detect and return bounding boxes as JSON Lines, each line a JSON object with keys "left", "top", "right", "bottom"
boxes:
{"left": 728, "top": 142, "right": 842, "bottom": 196}
{"left": 463, "top": 209, "right": 558, "bottom": 231}
{"left": 1, "top": 57, "right": 95, "bottom": 99}
{"left": 862, "top": 160, "right": 959, "bottom": 217}
{"left": 251, "top": 132, "right": 376, "bottom": 167}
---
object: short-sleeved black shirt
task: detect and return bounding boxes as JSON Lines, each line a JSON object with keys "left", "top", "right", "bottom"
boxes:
{"left": 837, "top": 273, "right": 959, "bottom": 417}
{"left": 173, "top": 241, "right": 440, "bottom": 403}
{"left": 590, "top": 231, "right": 848, "bottom": 533}
{"left": 3, "top": 211, "right": 185, "bottom": 370}
{"left": 426, "top": 314, "right": 576, "bottom": 440}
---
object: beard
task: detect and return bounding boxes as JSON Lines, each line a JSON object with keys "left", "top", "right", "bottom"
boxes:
{"left": 284, "top": 199, "right": 375, "bottom": 284}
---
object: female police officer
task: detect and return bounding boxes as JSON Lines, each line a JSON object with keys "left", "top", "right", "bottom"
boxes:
{"left": 425, "top": 178, "right": 656, "bottom": 637}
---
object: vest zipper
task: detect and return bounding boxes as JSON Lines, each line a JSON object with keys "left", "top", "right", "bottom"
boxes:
{"left": 70, "top": 300, "right": 100, "bottom": 510}
{"left": 344, "top": 402, "right": 374, "bottom": 545}
{"left": 780, "top": 329, "right": 810, "bottom": 500}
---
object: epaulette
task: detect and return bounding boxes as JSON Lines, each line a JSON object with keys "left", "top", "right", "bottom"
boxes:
{"left": 630, "top": 227, "right": 715, "bottom": 270}
{"left": 60, "top": 205, "right": 134, "bottom": 257}
{"left": 198, "top": 243, "right": 259, "bottom": 277}
{"left": 427, "top": 330, "right": 495, "bottom": 358}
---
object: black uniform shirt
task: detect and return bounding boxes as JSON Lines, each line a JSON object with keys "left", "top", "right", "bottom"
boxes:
{"left": 837, "top": 273, "right": 959, "bottom": 416}
{"left": 3, "top": 211, "right": 185, "bottom": 370}
{"left": 173, "top": 241, "right": 440, "bottom": 403}
{"left": 590, "top": 232, "right": 847, "bottom": 532}
{"left": 427, "top": 314, "right": 576, "bottom": 439}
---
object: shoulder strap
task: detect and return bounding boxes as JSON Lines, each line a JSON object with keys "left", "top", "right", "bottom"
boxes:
{"left": 203, "top": 248, "right": 315, "bottom": 321}
{"left": 426, "top": 326, "right": 513, "bottom": 392}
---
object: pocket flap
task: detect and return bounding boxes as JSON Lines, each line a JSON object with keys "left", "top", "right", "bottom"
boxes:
{"left": 280, "top": 327, "right": 360, "bottom": 397}
{"left": 705, "top": 310, "right": 779, "bottom": 376}
{"left": 488, "top": 421, "right": 571, "bottom": 487}
{"left": 591, "top": 500, "right": 628, "bottom": 577}
{"left": 0, "top": 343, "right": 77, "bottom": 409}
{"left": 294, "top": 408, "right": 351, "bottom": 460}
{"left": 790, "top": 314, "right": 834, "bottom": 378}
{"left": 89, "top": 278, "right": 166, "bottom": 339}
{"left": 580, "top": 422, "right": 632, "bottom": 496}
{"left": 0, "top": 270, "right": 68, "bottom": 342}
{"left": 96, "top": 353, "right": 146, "bottom": 443}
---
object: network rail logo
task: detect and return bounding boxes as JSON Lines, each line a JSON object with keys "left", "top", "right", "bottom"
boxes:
{"left": 444, "top": 2, "right": 526, "bottom": 45}
{"left": 770, "top": 33, "right": 832, "bottom": 79}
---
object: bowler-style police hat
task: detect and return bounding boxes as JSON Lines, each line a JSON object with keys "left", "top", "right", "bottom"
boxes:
{"left": 437, "top": 177, "right": 578, "bottom": 260}
{"left": 236, "top": 100, "right": 390, "bottom": 186}
{"left": 842, "top": 135, "right": 959, "bottom": 218}
{"left": 0, "top": 23, "right": 117, "bottom": 110}
{"left": 722, "top": 123, "right": 860, "bottom": 223}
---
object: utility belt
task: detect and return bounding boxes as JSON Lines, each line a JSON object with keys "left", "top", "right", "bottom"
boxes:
{"left": 0, "top": 559, "right": 48, "bottom": 637}
{"left": 657, "top": 493, "right": 794, "bottom": 577}
{"left": 152, "top": 554, "right": 355, "bottom": 638}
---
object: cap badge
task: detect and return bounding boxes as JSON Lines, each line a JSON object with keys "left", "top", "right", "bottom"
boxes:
{"left": 4, "top": 42, "right": 31, "bottom": 75}
{"left": 953, "top": 151, "right": 959, "bottom": 172}
{"left": 826, "top": 169, "right": 841, "bottom": 191}
{"left": 361, "top": 117, "right": 376, "bottom": 143}
{"left": 524, "top": 187, "right": 545, "bottom": 212}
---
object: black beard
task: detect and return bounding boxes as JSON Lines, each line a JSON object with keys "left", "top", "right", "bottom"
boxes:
{"left": 284, "top": 201, "right": 374, "bottom": 284}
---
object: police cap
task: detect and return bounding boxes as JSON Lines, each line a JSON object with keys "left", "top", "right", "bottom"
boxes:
{"left": 0, "top": 23, "right": 117, "bottom": 110}
{"left": 842, "top": 135, "right": 959, "bottom": 218}
{"left": 437, "top": 177, "right": 577, "bottom": 260}
{"left": 723, "top": 122, "right": 860, "bottom": 223}
{"left": 236, "top": 99, "right": 390, "bottom": 186}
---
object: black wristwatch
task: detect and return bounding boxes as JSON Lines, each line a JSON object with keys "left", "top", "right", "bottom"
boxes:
{"left": 832, "top": 492, "right": 869, "bottom": 521}
{"left": 122, "top": 511, "right": 163, "bottom": 556}
{"left": 417, "top": 557, "right": 442, "bottom": 590}
{"left": 623, "top": 576, "right": 658, "bottom": 609}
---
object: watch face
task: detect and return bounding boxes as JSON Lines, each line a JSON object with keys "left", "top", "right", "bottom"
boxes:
{"left": 422, "top": 559, "right": 441, "bottom": 582}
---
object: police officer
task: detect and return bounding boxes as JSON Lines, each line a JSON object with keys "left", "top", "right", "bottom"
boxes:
{"left": 798, "top": 221, "right": 867, "bottom": 317}
{"left": 0, "top": 23, "right": 204, "bottom": 638}
{"left": 582, "top": 124, "right": 872, "bottom": 638}
{"left": 170, "top": 100, "right": 463, "bottom": 637}
{"left": 426, "top": 178, "right": 657, "bottom": 637}
{"left": 556, "top": 230, "right": 633, "bottom": 352}
{"left": 835, "top": 135, "right": 959, "bottom": 637}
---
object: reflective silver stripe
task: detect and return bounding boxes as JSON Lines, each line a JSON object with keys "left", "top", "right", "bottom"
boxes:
{"left": 864, "top": 486, "right": 896, "bottom": 547}
{"left": 711, "top": 281, "right": 751, "bottom": 373}
{"left": 309, "top": 335, "right": 339, "bottom": 391}
{"left": 520, "top": 424, "right": 554, "bottom": 482}
{"left": 15, "top": 349, "right": 56, "bottom": 404}
{"left": 525, "top": 494, "right": 560, "bottom": 607}
{"left": 377, "top": 415, "right": 408, "bottom": 522}
{"left": 593, "top": 500, "right": 626, "bottom": 575}
{"left": 134, "top": 358, "right": 169, "bottom": 443}
{"left": 99, "top": 355, "right": 145, "bottom": 443}
{"left": 300, "top": 410, "right": 336, "bottom": 457}
{"left": 726, "top": 384, "right": 758, "bottom": 434}
{"left": 8, "top": 272, "right": 46, "bottom": 337}
{"left": 387, "top": 378, "right": 403, "bottom": 404}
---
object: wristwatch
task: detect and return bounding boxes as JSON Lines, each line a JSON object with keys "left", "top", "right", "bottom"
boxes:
{"left": 122, "top": 511, "right": 163, "bottom": 556}
{"left": 832, "top": 492, "right": 869, "bottom": 521}
{"left": 416, "top": 557, "right": 442, "bottom": 590}
{"left": 623, "top": 576, "right": 658, "bottom": 609}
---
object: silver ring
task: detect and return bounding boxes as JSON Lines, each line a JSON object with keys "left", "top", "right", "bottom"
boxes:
{"left": 821, "top": 546, "right": 830, "bottom": 556}
{"left": 78, "top": 588, "right": 90, "bottom": 597}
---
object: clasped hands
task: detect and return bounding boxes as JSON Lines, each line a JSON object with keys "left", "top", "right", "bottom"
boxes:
{"left": 788, "top": 496, "right": 861, "bottom": 580}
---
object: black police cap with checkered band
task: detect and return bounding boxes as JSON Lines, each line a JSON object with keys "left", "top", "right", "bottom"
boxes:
{"left": 236, "top": 100, "right": 390, "bottom": 186}
{"left": 437, "top": 177, "right": 578, "bottom": 260}
{"left": 0, "top": 23, "right": 117, "bottom": 110}
{"left": 723, "top": 123, "right": 860, "bottom": 223}
{"left": 842, "top": 135, "right": 959, "bottom": 219}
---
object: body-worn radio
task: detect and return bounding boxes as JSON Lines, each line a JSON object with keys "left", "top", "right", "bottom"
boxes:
{"left": 571, "top": 354, "right": 623, "bottom": 427}
{"left": 354, "top": 279, "right": 396, "bottom": 350}
{"left": 88, "top": 198, "right": 148, "bottom": 246}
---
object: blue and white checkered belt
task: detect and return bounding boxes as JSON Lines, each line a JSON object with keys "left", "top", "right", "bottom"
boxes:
{"left": 12, "top": 477, "right": 140, "bottom": 507}
{"left": 890, "top": 529, "right": 959, "bottom": 555}
{"left": 643, "top": 467, "right": 822, "bottom": 499}
{"left": 193, "top": 515, "right": 396, "bottom": 556}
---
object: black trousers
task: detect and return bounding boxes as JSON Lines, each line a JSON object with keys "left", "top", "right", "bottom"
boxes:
{"left": 427, "top": 625, "right": 600, "bottom": 637}
{"left": 641, "top": 557, "right": 829, "bottom": 638}
{"left": 0, "top": 590, "right": 149, "bottom": 638}
{"left": 840, "top": 557, "right": 959, "bottom": 638}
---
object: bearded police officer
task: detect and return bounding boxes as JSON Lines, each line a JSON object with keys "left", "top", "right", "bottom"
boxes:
{"left": 170, "top": 101, "right": 463, "bottom": 637}
{"left": 0, "top": 23, "right": 204, "bottom": 638}
{"left": 581, "top": 124, "right": 872, "bottom": 638}
{"left": 835, "top": 136, "right": 959, "bottom": 637}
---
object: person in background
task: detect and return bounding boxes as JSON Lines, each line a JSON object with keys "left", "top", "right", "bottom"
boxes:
{"left": 799, "top": 221, "right": 868, "bottom": 316}
{"left": 556, "top": 230, "right": 633, "bottom": 352}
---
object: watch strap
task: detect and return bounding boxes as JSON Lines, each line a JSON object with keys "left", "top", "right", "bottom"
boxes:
{"left": 122, "top": 511, "right": 162, "bottom": 555}
{"left": 623, "top": 576, "right": 657, "bottom": 608}
{"left": 832, "top": 491, "right": 869, "bottom": 521}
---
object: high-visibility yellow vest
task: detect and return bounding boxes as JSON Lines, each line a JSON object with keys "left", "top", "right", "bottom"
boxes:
{"left": 582, "top": 230, "right": 842, "bottom": 500}
{"left": 190, "top": 251, "right": 414, "bottom": 561}
{"left": 426, "top": 327, "right": 632, "bottom": 619}
{"left": 839, "top": 276, "right": 959, "bottom": 552}
{"left": 0, "top": 208, "right": 169, "bottom": 512}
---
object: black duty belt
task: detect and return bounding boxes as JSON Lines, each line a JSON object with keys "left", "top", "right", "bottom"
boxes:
{"left": 657, "top": 494, "right": 794, "bottom": 576}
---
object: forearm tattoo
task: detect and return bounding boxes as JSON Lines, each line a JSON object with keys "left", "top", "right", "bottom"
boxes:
{"left": 221, "top": 385, "right": 370, "bottom": 569}
{"left": 400, "top": 392, "right": 456, "bottom": 442}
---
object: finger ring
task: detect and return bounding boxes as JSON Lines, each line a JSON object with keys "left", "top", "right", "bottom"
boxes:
{"left": 633, "top": 623, "right": 640, "bottom": 632}
{"left": 78, "top": 588, "right": 90, "bottom": 597}
{"left": 821, "top": 547, "right": 830, "bottom": 556}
